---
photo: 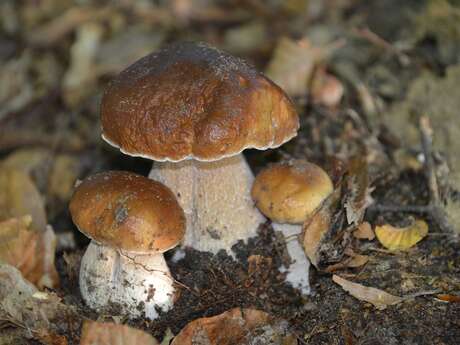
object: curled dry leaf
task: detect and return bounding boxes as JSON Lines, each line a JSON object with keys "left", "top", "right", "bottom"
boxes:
{"left": 353, "top": 222, "right": 375, "bottom": 240}
{"left": 0, "top": 263, "right": 76, "bottom": 338}
{"left": 311, "top": 66, "right": 344, "bottom": 108}
{"left": 375, "top": 219, "right": 428, "bottom": 251}
{"left": 265, "top": 37, "right": 319, "bottom": 98}
{"left": 0, "top": 216, "right": 59, "bottom": 289}
{"left": 325, "top": 249, "right": 369, "bottom": 272}
{"left": 171, "top": 308, "right": 297, "bottom": 345}
{"left": 332, "top": 275, "right": 403, "bottom": 310}
{"left": 80, "top": 321, "right": 159, "bottom": 345}
{"left": 0, "top": 167, "right": 47, "bottom": 232}
{"left": 302, "top": 187, "right": 344, "bottom": 268}
{"left": 435, "top": 294, "right": 460, "bottom": 303}
{"left": 344, "top": 155, "right": 372, "bottom": 226}
{"left": 62, "top": 22, "right": 104, "bottom": 107}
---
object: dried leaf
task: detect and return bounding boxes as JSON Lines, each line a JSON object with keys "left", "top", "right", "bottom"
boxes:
{"left": 353, "top": 222, "right": 375, "bottom": 240}
{"left": 0, "top": 263, "right": 76, "bottom": 335}
{"left": 311, "top": 67, "right": 344, "bottom": 108}
{"left": 265, "top": 37, "right": 319, "bottom": 98}
{"left": 62, "top": 22, "right": 104, "bottom": 106}
{"left": 0, "top": 217, "right": 59, "bottom": 289}
{"left": 1, "top": 148, "right": 53, "bottom": 182}
{"left": 332, "top": 275, "right": 403, "bottom": 310}
{"left": 344, "top": 155, "right": 372, "bottom": 226}
{"left": 171, "top": 308, "right": 297, "bottom": 345}
{"left": 435, "top": 294, "right": 460, "bottom": 303}
{"left": 375, "top": 219, "right": 428, "bottom": 251}
{"left": 302, "top": 187, "right": 343, "bottom": 268}
{"left": 95, "top": 27, "right": 165, "bottom": 76}
{"left": 0, "top": 52, "right": 34, "bottom": 121}
{"left": 0, "top": 168, "right": 47, "bottom": 232}
{"left": 80, "top": 321, "right": 159, "bottom": 345}
{"left": 48, "top": 154, "right": 80, "bottom": 201}
{"left": 325, "top": 248, "right": 369, "bottom": 272}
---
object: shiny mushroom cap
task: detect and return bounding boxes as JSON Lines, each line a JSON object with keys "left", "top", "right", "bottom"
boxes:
{"left": 69, "top": 171, "right": 185, "bottom": 253}
{"left": 101, "top": 42, "right": 299, "bottom": 162}
{"left": 251, "top": 160, "right": 333, "bottom": 224}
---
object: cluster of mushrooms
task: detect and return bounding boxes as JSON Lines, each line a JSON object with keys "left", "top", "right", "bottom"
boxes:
{"left": 69, "top": 42, "right": 333, "bottom": 319}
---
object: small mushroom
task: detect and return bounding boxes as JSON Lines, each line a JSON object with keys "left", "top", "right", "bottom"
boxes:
{"left": 251, "top": 160, "right": 333, "bottom": 294}
{"left": 69, "top": 171, "right": 185, "bottom": 319}
{"left": 100, "top": 42, "right": 299, "bottom": 255}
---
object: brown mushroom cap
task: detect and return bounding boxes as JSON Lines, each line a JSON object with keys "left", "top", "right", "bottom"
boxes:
{"left": 69, "top": 171, "right": 185, "bottom": 253}
{"left": 251, "top": 160, "right": 333, "bottom": 224}
{"left": 101, "top": 42, "right": 299, "bottom": 162}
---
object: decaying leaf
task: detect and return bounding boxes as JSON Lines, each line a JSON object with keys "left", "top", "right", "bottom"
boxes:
{"left": 375, "top": 219, "right": 428, "bottom": 251}
{"left": 0, "top": 167, "right": 47, "bottom": 232}
{"left": 332, "top": 275, "right": 403, "bottom": 310}
{"left": 325, "top": 248, "right": 369, "bottom": 272}
{"left": 353, "top": 222, "right": 375, "bottom": 240}
{"left": 311, "top": 66, "right": 344, "bottom": 108}
{"left": 80, "top": 321, "right": 159, "bottom": 345}
{"left": 1, "top": 148, "right": 53, "bottom": 185}
{"left": 435, "top": 294, "right": 460, "bottom": 303}
{"left": 171, "top": 308, "right": 297, "bottom": 345}
{"left": 47, "top": 154, "right": 80, "bottom": 202}
{"left": 0, "top": 216, "right": 59, "bottom": 289}
{"left": 302, "top": 187, "right": 344, "bottom": 268}
{"left": 265, "top": 37, "right": 319, "bottom": 98}
{"left": 0, "top": 263, "right": 77, "bottom": 339}
{"left": 344, "top": 155, "right": 372, "bottom": 226}
{"left": 62, "top": 22, "right": 104, "bottom": 106}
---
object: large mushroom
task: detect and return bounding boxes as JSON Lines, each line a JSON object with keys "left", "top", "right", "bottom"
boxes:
{"left": 69, "top": 171, "right": 185, "bottom": 319}
{"left": 100, "top": 42, "right": 299, "bottom": 254}
{"left": 251, "top": 160, "right": 333, "bottom": 294}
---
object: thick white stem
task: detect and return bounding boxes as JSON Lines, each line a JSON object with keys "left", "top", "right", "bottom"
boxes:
{"left": 149, "top": 154, "right": 265, "bottom": 254}
{"left": 273, "top": 223, "right": 311, "bottom": 295}
{"left": 79, "top": 241, "right": 175, "bottom": 319}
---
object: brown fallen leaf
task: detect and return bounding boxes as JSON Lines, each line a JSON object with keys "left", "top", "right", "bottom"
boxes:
{"left": 311, "top": 66, "right": 344, "bottom": 109}
{"left": 0, "top": 216, "right": 59, "bottom": 289}
{"left": 435, "top": 294, "right": 460, "bottom": 303}
{"left": 353, "top": 222, "right": 375, "bottom": 240}
{"left": 171, "top": 308, "right": 297, "bottom": 345}
{"left": 0, "top": 168, "right": 47, "bottom": 232}
{"left": 302, "top": 186, "right": 344, "bottom": 268}
{"left": 265, "top": 37, "right": 319, "bottom": 98}
{"left": 0, "top": 264, "right": 77, "bottom": 341}
{"left": 332, "top": 275, "right": 403, "bottom": 310}
{"left": 80, "top": 321, "right": 159, "bottom": 345}
{"left": 48, "top": 154, "right": 81, "bottom": 202}
{"left": 344, "top": 155, "right": 372, "bottom": 226}
{"left": 325, "top": 248, "right": 369, "bottom": 272}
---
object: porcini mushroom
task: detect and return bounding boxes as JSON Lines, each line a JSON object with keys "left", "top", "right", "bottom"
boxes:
{"left": 100, "top": 42, "right": 299, "bottom": 254}
{"left": 69, "top": 171, "right": 185, "bottom": 319}
{"left": 251, "top": 160, "right": 333, "bottom": 294}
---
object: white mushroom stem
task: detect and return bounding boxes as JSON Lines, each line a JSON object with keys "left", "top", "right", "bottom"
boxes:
{"left": 272, "top": 223, "right": 311, "bottom": 295}
{"left": 149, "top": 154, "right": 265, "bottom": 254}
{"left": 79, "top": 241, "right": 175, "bottom": 320}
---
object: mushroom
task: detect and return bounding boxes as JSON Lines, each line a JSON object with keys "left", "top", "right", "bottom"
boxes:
{"left": 100, "top": 42, "right": 299, "bottom": 254}
{"left": 251, "top": 160, "right": 333, "bottom": 294}
{"left": 69, "top": 171, "right": 185, "bottom": 319}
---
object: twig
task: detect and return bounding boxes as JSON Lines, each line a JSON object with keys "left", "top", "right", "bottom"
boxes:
{"left": 353, "top": 27, "right": 410, "bottom": 66}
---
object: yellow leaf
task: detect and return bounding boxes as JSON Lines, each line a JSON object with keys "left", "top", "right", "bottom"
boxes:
{"left": 375, "top": 219, "right": 428, "bottom": 251}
